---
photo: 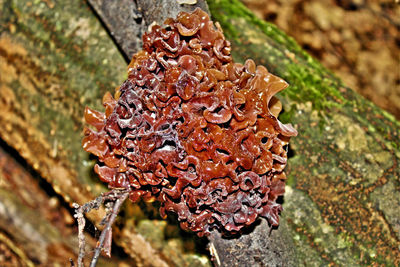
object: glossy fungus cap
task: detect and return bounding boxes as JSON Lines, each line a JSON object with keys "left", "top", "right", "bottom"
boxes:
{"left": 83, "top": 8, "right": 297, "bottom": 237}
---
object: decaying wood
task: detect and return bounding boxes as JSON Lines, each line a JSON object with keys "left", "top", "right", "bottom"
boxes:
{"left": 0, "top": 145, "right": 130, "bottom": 266}
{"left": 135, "top": 0, "right": 209, "bottom": 28}
{"left": 0, "top": 0, "right": 399, "bottom": 266}
{"left": 87, "top": 0, "right": 209, "bottom": 60}
{"left": 87, "top": 0, "right": 145, "bottom": 60}
{"left": 208, "top": 219, "right": 298, "bottom": 267}
{"left": 0, "top": 0, "right": 210, "bottom": 266}
{"left": 207, "top": 1, "right": 400, "bottom": 266}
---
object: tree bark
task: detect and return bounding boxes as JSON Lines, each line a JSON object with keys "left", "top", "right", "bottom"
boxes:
{"left": 0, "top": 0, "right": 399, "bottom": 266}
{"left": 207, "top": 1, "right": 400, "bottom": 266}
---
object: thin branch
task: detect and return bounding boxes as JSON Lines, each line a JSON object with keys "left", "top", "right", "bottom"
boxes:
{"left": 72, "top": 202, "right": 87, "bottom": 267}
{"left": 89, "top": 191, "right": 129, "bottom": 267}
{"left": 73, "top": 189, "right": 130, "bottom": 267}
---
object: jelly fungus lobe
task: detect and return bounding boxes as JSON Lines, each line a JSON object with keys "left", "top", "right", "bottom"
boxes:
{"left": 83, "top": 8, "right": 297, "bottom": 237}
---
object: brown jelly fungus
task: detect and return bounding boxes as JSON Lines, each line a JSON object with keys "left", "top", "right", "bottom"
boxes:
{"left": 83, "top": 8, "right": 297, "bottom": 237}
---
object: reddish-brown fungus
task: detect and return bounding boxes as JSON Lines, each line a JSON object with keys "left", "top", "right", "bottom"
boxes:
{"left": 83, "top": 8, "right": 297, "bottom": 237}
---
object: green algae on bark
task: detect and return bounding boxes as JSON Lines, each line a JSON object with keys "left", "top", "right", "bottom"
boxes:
{"left": 207, "top": 0, "right": 400, "bottom": 266}
{"left": 0, "top": 0, "right": 212, "bottom": 266}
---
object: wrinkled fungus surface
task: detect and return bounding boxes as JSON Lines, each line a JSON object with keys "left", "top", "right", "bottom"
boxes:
{"left": 83, "top": 8, "right": 297, "bottom": 237}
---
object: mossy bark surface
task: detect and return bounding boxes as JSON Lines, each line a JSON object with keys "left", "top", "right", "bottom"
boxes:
{"left": 0, "top": 0, "right": 399, "bottom": 266}
{"left": 0, "top": 0, "right": 210, "bottom": 266}
{"left": 208, "top": 0, "right": 400, "bottom": 266}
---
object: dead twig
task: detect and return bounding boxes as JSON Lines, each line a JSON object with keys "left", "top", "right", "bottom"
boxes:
{"left": 73, "top": 189, "right": 130, "bottom": 267}
{"left": 89, "top": 191, "right": 129, "bottom": 267}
